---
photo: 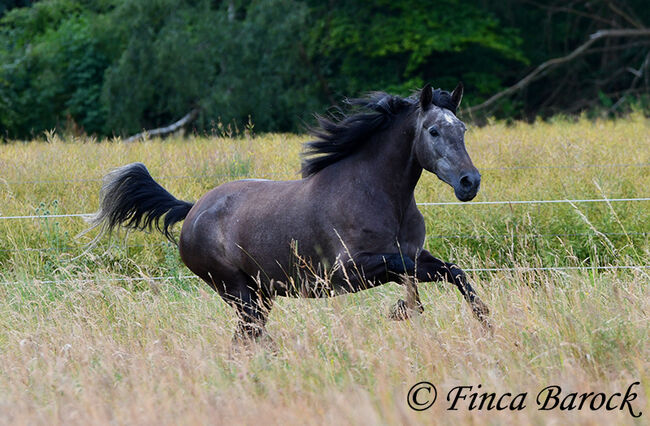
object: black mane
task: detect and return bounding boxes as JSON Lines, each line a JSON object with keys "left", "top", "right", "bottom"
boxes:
{"left": 301, "top": 89, "right": 456, "bottom": 177}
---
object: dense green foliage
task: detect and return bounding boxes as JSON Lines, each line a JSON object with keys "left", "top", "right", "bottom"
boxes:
{"left": 0, "top": 0, "right": 648, "bottom": 138}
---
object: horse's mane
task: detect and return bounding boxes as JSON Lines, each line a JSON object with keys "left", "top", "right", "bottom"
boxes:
{"left": 301, "top": 88, "right": 457, "bottom": 177}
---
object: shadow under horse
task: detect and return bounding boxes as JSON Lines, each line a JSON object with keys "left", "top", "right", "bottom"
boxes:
{"left": 85, "top": 83, "right": 490, "bottom": 343}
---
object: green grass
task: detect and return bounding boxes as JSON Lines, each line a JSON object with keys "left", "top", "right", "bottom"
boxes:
{"left": 0, "top": 114, "right": 648, "bottom": 424}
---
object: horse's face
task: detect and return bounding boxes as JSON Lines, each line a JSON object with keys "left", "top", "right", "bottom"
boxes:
{"left": 414, "top": 83, "right": 480, "bottom": 202}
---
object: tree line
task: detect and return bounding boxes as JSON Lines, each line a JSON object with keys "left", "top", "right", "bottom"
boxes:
{"left": 0, "top": 0, "right": 648, "bottom": 139}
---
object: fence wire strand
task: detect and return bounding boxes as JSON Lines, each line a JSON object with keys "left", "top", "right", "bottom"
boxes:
{"left": 1, "top": 197, "right": 649, "bottom": 220}
{"left": 2, "top": 162, "right": 649, "bottom": 185}
{"left": 1, "top": 264, "right": 648, "bottom": 286}
{"left": 465, "top": 265, "right": 650, "bottom": 272}
{"left": 417, "top": 197, "right": 650, "bottom": 206}
{"left": 2, "top": 231, "right": 648, "bottom": 253}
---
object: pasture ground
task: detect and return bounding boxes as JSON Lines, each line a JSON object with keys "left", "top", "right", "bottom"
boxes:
{"left": 0, "top": 115, "right": 649, "bottom": 424}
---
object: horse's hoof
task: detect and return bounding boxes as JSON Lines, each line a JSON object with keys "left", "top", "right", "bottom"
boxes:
{"left": 229, "top": 331, "right": 278, "bottom": 357}
{"left": 388, "top": 299, "right": 424, "bottom": 321}
{"left": 389, "top": 299, "right": 409, "bottom": 321}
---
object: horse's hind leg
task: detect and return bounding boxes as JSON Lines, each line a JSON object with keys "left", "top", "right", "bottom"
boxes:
{"left": 233, "top": 291, "right": 274, "bottom": 346}
{"left": 210, "top": 271, "right": 275, "bottom": 348}
{"left": 232, "top": 291, "right": 274, "bottom": 344}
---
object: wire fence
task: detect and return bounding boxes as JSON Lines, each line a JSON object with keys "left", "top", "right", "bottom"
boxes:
{"left": 1, "top": 196, "right": 649, "bottom": 220}
{"left": 429, "top": 231, "right": 650, "bottom": 239}
{"left": 417, "top": 197, "right": 650, "bottom": 206}
{"left": 465, "top": 265, "right": 650, "bottom": 272}
{"left": 2, "top": 134, "right": 649, "bottom": 292}
{"left": 0, "top": 213, "right": 89, "bottom": 220}
{"left": 0, "top": 275, "right": 197, "bottom": 286}
{"left": 475, "top": 162, "right": 650, "bottom": 171}
{"left": 1, "top": 231, "right": 648, "bottom": 253}
{"left": 1, "top": 264, "right": 648, "bottom": 286}
{"left": 0, "top": 243, "right": 160, "bottom": 253}
{"left": 2, "top": 162, "right": 649, "bottom": 186}
{"left": 1, "top": 177, "right": 648, "bottom": 282}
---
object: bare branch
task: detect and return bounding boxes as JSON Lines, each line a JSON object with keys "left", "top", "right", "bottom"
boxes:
{"left": 519, "top": 0, "right": 616, "bottom": 27}
{"left": 124, "top": 109, "right": 200, "bottom": 143}
{"left": 465, "top": 29, "right": 650, "bottom": 115}
{"left": 607, "top": 2, "right": 645, "bottom": 30}
{"left": 630, "top": 51, "right": 650, "bottom": 87}
{"left": 584, "top": 40, "right": 650, "bottom": 54}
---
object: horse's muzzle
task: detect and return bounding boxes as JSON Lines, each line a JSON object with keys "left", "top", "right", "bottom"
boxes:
{"left": 454, "top": 169, "right": 481, "bottom": 201}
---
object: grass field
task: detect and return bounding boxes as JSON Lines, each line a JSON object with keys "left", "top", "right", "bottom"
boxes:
{"left": 0, "top": 114, "right": 649, "bottom": 424}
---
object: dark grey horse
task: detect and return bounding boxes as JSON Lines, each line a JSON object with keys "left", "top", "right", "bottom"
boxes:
{"left": 86, "top": 83, "right": 490, "bottom": 342}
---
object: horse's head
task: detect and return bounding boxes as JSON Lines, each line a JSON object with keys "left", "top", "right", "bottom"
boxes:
{"left": 413, "top": 83, "right": 480, "bottom": 202}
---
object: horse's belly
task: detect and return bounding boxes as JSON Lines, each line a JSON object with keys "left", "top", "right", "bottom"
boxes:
{"left": 238, "top": 240, "right": 339, "bottom": 292}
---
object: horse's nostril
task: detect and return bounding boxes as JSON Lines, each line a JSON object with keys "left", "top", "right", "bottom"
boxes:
{"left": 460, "top": 175, "right": 473, "bottom": 188}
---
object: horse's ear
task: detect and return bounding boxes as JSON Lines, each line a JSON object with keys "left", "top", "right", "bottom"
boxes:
{"left": 419, "top": 84, "right": 432, "bottom": 110}
{"left": 451, "top": 81, "right": 464, "bottom": 108}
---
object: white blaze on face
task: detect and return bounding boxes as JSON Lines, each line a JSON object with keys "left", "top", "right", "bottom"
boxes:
{"left": 443, "top": 110, "right": 456, "bottom": 125}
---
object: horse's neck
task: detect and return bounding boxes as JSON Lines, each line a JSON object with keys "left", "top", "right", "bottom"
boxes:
{"left": 341, "top": 120, "right": 422, "bottom": 210}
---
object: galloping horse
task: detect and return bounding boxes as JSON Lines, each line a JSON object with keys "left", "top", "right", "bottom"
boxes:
{"left": 86, "top": 83, "right": 490, "bottom": 342}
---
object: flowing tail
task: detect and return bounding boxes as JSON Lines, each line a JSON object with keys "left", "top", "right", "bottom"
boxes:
{"left": 83, "top": 162, "right": 194, "bottom": 245}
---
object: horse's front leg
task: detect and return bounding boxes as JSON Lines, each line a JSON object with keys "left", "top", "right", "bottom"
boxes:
{"left": 416, "top": 250, "right": 491, "bottom": 328}
{"left": 336, "top": 252, "right": 415, "bottom": 290}
{"left": 333, "top": 252, "right": 424, "bottom": 319}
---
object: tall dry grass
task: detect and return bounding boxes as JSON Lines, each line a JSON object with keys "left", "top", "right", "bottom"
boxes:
{"left": 0, "top": 114, "right": 648, "bottom": 424}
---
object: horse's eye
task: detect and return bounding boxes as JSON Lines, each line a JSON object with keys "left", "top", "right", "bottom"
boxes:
{"left": 428, "top": 126, "right": 440, "bottom": 137}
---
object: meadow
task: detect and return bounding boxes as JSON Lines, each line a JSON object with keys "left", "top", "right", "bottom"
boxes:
{"left": 0, "top": 115, "right": 648, "bottom": 424}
